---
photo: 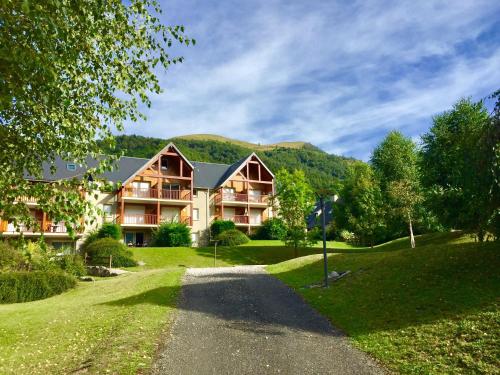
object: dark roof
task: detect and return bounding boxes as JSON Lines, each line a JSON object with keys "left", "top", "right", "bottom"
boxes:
{"left": 26, "top": 155, "right": 255, "bottom": 189}
{"left": 25, "top": 156, "right": 149, "bottom": 184}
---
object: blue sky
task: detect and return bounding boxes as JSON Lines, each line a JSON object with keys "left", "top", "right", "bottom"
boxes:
{"left": 124, "top": 0, "right": 500, "bottom": 160}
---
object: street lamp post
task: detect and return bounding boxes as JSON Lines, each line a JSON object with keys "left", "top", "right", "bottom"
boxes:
{"left": 320, "top": 195, "right": 328, "bottom": 288}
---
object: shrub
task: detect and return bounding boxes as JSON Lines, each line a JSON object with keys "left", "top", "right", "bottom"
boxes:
{"left": 217, "top": 229, "right": 250, "bottom": 246}
{"left": 339, "top": 229, "right": 355, "bottom": 242}
{"left": 0, "top": 271, "right": 76, "bottom": 304}
{"left": 152, "top": 222, "right": 191, "bottom": 247}
{"left": 0, "top": 242, "right": 25, "bottom": 271}
{"left": 54, "top": 254, "right": 86, "bottom": 276}
{"left": 254, "top": 218, "right": 286, "bottom": 240}
{"left": 85, "top": 238, "right": 137, "bottom": 267}
{"left": 97, "top": 223, "right": 122, "bottom": 240}
{"left": 80, "top": 229, "right": 99, "bottom": 253}
{"left": 210, "top": 220, "right": 235, "bottom": 238}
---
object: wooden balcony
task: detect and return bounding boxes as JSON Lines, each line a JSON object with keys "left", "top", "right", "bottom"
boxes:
{"left": 120, "top": 214, "right": 158, "bottom": 225}
{"left": 0, "top": 220, "right": 72, "bottom": 235}
{"left": 216, "top": 192, "right": 270, "bottom": 206}
{"left": 121, "top": 188, "right": 191, "bottom": 202}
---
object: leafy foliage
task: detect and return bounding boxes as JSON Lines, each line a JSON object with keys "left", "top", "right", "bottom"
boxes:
{"left": 372, "top": 131, "right": 422, "bottom": 247}
{"left": 0, "top": 271, "right": 76, "bottom": 304}
{"left": 151, "top": 222, "right": 192, "bottom": 247}
{"left": 210, "top": 220, "right": 236, "bottom": 238}
{"left": 275, "top": 169, "right": 316, "bottom": 251}
{"left": 334, "top": 162, "right": 386, "bottom": 246}
{"left": 0, "top": 1, "right": 193, "bottom": 233}
{"left": 420, "top": 98, "right": 499, "bottom": 240}
{"left": 85, "top": 238, "right": 137, "bottom": 267}
{"left": 254, "top": 218, "right": 287, "bottom": 240}
{"left": 0, "top": 242, "right": 25, "bottom": 271}
{"left": 97, "top": 223, "right": 122, "bottom": 241}
{"left": 54, "top": 254, "right": 86, "bottom": 277}
{"left": 216, "top": 229, "right": 250, "bottom": 246}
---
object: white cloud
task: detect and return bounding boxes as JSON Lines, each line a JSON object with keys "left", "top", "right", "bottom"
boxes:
{"left": 125, "top": 0, "right": 500, "bottom": 160}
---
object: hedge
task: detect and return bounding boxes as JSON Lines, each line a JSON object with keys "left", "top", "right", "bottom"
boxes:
{"left": 211, "top": 220, "right": 235, "bottom": 238}
{"left": 85, "top": 238, "right": 137, "bottom": 267}
{"left": 0, "top": 271, "right": 76, "bottom": 304}
{"left": 217, "top": 229, "right": 250, "bottom": 246}
{"left": 151, "top": 222, "right": 191, "bottom": 247}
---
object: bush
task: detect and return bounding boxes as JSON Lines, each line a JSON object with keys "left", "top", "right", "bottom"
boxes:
{"left": 254, "top": 218, "right": 287, "bottom": 240}
{"left": 0, "top": 242, "right": 25, "bottom": 271}
{"left": 97, "top": 223, "right": 122, "bottom": 240}
{"left": 210, "top": 220, "right": 235, "bottom": 238}
{"left": 85, "top": 238, "right": 137, "bottom": 267}
{"left": 0, "top": 271, "right": 76, "bottom": 303}
{"left": 54, "top": 254, "right": 86, "bottom": 276}
{"left": 81, "top": 229, "right": 99, "bottom": 252}
{"left": 152, "top": 222, "right": 191, "bottom": 247}
{"left": 217, "top": 229, "right": 250, "bottom": 246}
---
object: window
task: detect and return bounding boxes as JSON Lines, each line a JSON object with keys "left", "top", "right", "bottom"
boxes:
{"left": 193, "top": 189, "right": 198, "bottom": 197}
{"left": 193, "top": 208, "right": 199, "bottom": 221}
{"left": 103, "top": 204, "right": 113, "bottom": 221}
{"left": 161, "top": 158, "right": 168, "bottom": 170}
{"left": 66, "top": 163, "right": 76, "bottom": 171}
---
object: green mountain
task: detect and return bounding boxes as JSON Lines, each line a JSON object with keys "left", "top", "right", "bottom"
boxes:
{"left": 102, "top": 134, "right": 357, "bottom": 190}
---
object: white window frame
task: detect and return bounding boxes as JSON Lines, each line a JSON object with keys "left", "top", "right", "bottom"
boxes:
{"left": 193, "top": 208, "right": 199, "bottom": 221}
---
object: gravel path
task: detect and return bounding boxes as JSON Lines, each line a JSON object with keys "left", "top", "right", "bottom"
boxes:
{"left": 152, "top": 265, "right": 385, "bottom": 375}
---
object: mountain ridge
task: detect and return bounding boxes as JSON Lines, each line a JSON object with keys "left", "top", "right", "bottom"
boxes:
{"left": 103, "top": 134, "right": 358, "bottom": 189}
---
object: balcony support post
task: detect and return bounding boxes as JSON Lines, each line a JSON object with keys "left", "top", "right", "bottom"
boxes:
{"left": 190, "top": 170, "right": 194, "bottom": 226}
{"left": 120, "top": 189, "right": 125, "bottom": 225}
{"left": 42, "top": 212, "right": 46, "bottom": 233}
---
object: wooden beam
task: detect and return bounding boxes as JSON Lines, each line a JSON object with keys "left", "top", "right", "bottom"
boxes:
{"left": 42, "top": 211, "right": 46, "bottom": 233}
{"left": 120, "top": 189, "right": 125, "bottom": 225}
{"left": 258, "top": 164, "right": 261, "bottom": 181}
{"left": 190, "top": 170, "right": 194, "bottom": 226}
{"left": 180, "top": 158, "right": 184, "bottom": 177}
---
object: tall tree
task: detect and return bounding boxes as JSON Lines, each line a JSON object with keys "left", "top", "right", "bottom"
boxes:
{"left": 335, "top": 162, "right": 385, "bottom": 247}
{"left": 274, "top": 169, "right": 316, "bottom": 256}
{"left": 371, "top": 131, "right": 421, "bottom": 248}
{"left": 0, "top": 1, "right": 194, "bottom": 233}
{"left": 420, "top": 98, "right": 497, "bottom": 240}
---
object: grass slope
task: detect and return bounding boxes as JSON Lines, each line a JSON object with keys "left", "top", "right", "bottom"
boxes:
{"left": 0, "top": 269, "right": 183, "bottom": 374}
{"left": 267, "top": 233, "right": 500, "bottom": 374}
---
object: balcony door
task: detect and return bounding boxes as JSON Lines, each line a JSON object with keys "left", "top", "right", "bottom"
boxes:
{"left": 124, "top": 206, "right": 145, "bottom": 224}
{"left": 248, "top": 189, "right": 261, "bottom": 202}
{"left": 223, "top": 187, "right": 235, "bottom": 200}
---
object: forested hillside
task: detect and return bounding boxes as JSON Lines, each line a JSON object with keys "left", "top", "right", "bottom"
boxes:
{"left": 101, "top": 134, "right": 356, "bottom": 190}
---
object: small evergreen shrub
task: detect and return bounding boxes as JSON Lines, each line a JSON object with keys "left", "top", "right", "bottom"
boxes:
{"left": 81, "top": 229, "right": 99, "bottom": 252}
{"left": 254, "top": 218, "right": 287, "bottom": 240}
{"left": 0, "top": 242, "right": 25, "bottom": 271}
{"left": 97, "top": 223, "right": 122, "bottom": 240}
{"left": 85, "top": 238, "right": 137, "bottom": 267}
{"left": 211, "top": 220, "right": 235, "bottom": 238}
{"left": 0, "top": 271, "right": 76, "bottom": 303}
{"left": 152, "top": 223, "right": 191, "bottom": 247}
{"left": 217, "top": 229, "right": 250, "bottom": 246}
{"left": 54, "top": 254, "right": 86, "bottom": 276}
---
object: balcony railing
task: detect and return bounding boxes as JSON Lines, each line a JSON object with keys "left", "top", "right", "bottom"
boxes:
{"left": 161, "top": 189, "right": 191, "bottom": 201}
{"left": 216, "top": 192, "right": 270, "bottom": 204}
{"left": 223, "top": 215, "right": 249, "bottom": 224}
{"left": 2, "top": 221, "right": 69, "bottom": 233}
{"left": 122, "top": 214, "right": 158, "bottom": 225}
{"left": 18, "top": 196, "right": 38, "bottom": 204}
{"left": 122, "top": 187, "right": 191, "bottom": 201}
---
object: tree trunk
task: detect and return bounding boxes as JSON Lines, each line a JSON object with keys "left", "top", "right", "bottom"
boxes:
{"left": 409, "top": 215, "right": 415, "bottom": 249}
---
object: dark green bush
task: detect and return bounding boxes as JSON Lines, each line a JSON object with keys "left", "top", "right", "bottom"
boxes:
{"left": 54, "top": 254, "right": 86, "bottom": 276}
{"left": 85, "top": 238, "right": 137, "bottom": 267}
{"left": 0, "top": 242, "right": 25, "bottom": 271}
{"left": 81, "top": 229, "right": 99, "bottom": 253}
{"left": 152, "top": 222, "right": 191, "bottom": 247}
{"left": 97, "top": 223, "right": 122, "bottom": 240}
{"left": 254, "top": 218, "right": 287, "bottom": 240}
{"left": 217, "top": 229, "right": 250, "bottom": 246}
{"left": 211, "top": 220, "right": 235, "bottom": 238}
{"left": 0, "top": 271, "right": 76, "bottom": 303}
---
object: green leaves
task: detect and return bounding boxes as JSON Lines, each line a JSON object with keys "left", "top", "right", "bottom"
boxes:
{"left": 0, "top": 0, "right": 194, "bottom": 231}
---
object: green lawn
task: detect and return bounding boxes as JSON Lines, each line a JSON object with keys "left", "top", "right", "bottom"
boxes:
{"left": 0, "top": 268, "right": 183, "bottom": 374}
{"left": 130, "top": 239, "right": 363, "bottom": 270}
{"left": 267, "top": 233, "right": 500, "bottom": 374}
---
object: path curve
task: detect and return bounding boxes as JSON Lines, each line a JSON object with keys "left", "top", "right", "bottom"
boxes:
{"left": 152, "top": 265, "right": 385, "bottom": 375}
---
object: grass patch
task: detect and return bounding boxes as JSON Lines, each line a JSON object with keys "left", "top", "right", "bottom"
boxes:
{"left": 0, "top": 268, "right": 183, "bottom": 374}
{"left": 267, "top": 233, "right": 500, "bottom": 374}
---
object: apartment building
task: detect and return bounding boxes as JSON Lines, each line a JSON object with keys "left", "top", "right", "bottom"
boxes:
{"left": 0, "top": 143, "right": 275, "bottom": 248}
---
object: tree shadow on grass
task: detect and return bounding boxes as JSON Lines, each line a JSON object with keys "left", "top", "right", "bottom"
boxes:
{"left": 270, "top": 240, "right": 500, "bottom": 336}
